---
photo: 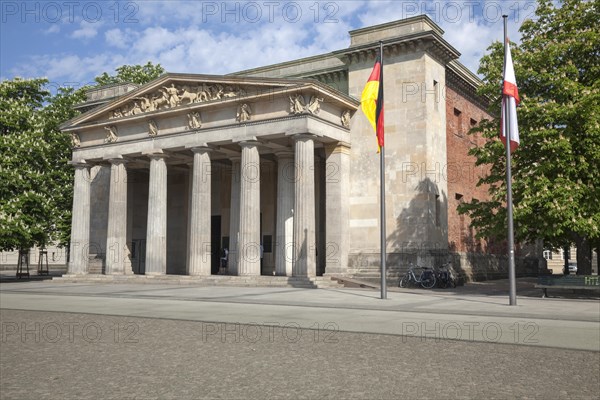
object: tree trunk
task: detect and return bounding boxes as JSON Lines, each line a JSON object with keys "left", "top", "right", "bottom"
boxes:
{"left": 574, "top": 234, "right": 592, "bottom": 275}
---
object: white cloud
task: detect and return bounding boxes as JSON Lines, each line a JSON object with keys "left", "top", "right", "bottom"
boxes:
{"left": 104, "top": 28, "right": 130, "bottom": 49}
{"left": 71, "top": 20, "right": 102, "bottom": 39}
{"left": 12, "top": 53, "right": 127, "bottom": 87}
{"left": 43, "top": 25, "right": 60, "bottom": 35}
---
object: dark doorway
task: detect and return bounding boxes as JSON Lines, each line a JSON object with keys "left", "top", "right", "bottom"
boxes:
{"left": 211, "top": 216, "right": 221, "bottom": 274}
{"left": 132, "top": 239, "right": 146, "bottom": 274}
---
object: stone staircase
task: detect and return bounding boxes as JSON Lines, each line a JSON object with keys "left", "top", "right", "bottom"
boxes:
{"left": 347, "top": 265, "right": 403, "bottom": 286}
{"left": 53, "top": 274, "right": 346, "bottom": 289}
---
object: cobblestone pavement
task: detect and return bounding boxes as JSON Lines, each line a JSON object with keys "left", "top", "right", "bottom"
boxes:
{"left": 1, "top": 310, "right": 598, "bottom": 400}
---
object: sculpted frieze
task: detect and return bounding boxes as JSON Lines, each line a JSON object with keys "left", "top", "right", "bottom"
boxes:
{"left": 341, "top": 110, "right": 351, "bottom": 128}
{"left": 71, "top": 132, "right": 81, "bottom": 148}
{"left": 288, "top": 94, "right": 323, "bottom": 115}
{"left": 148, "top": 119, "right": 159, "bottom": 137}
{"left": 104, "top": 125, "right": 118, "bottom": 143}
{"left": 236, "top": 103, "right": 252, "bottom": 122}
{"left": 187, "top": 111, "right": 202, "bottom": 129}
{"left": 108, "top": 82, "right": 248, "bottom": 120}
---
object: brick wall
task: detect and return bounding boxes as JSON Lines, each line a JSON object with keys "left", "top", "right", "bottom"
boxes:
{"left": 445, "top": 86, "right": 502, "bottom": 255}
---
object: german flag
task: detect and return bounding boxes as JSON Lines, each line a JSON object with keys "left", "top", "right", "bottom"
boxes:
{"left": 361, "top": 52, "right": 384, "bottom": 151}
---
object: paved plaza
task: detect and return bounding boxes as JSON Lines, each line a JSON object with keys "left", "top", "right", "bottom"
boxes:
{"left": 1, "top": 279, "right": 599, "bottom": 399}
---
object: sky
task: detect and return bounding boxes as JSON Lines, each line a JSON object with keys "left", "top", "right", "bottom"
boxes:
{"left": 1, "top": 0, "right": 536, "bottom": 90}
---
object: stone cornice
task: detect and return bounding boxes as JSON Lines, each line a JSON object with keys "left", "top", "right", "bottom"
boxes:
{"left": 229, "top": 53, "right": 343, "bottom": 78}
{"left": 348, "top": 15, "right": 444, "bottom": 45}
{"left": 334, "top": 31, "right": 460, "bottom": 66}
{"left": 446, "top": 60, "right": 490, "bottom": 111}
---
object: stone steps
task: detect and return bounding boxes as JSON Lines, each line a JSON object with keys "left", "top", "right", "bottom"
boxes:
{"left": 52, "top": 274, "right": 345, "bottom": 289}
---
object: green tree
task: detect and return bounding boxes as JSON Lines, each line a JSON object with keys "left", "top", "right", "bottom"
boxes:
{"left": 459, "top": 0, "right": 600, "bottom": 274}
{"left": 1, "top": 63, "right": 164, "bottom": 255}
{"left": 94, "top": 61, "right": 165, "bottom": 86}
{"left": 1, "top": 78, "right": 61, "bottom": 251}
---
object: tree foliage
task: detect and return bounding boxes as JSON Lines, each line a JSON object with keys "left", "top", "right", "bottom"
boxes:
{"left": 1, "top": 63, "right": 165, "bottom": 252}
{"left": 94, "top": 61, "right": 165, "bottom": 86}
{"left": 0, "top": 79, "right": 84, "bottom": 250}
{"left": 458, "top": 0, "right": 600, "bottom": 273}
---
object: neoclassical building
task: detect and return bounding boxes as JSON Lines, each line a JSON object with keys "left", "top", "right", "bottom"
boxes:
{"left": 60, "top": 15, "right": 541, "bottom": 281}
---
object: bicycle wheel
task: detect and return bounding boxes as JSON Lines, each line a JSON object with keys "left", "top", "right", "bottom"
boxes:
{"left": 420, "top": 273, "right": 436, "bottom": 289}
{"left": 399, "top": 275, "right": 410, "bottom": 288}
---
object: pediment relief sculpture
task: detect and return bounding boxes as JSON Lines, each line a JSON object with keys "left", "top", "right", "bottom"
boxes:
{"left": 148, "top": 119, "right": 159, "bottom": 137}
{"left": 288, "top": 94, "right": 323, "bottom": 115}
{"left": 104, "top": 125, "right": 118, "bottom": 143}
{"left": 289, "top": 94, "right": 306, "bottom": 115}
{"left": 341, "top": 110, "right": 351, "bottom": 128}
{"left": 108, "top": 82, "right": 248, "bottom": 120}
{"left": 187, "top": 111, "right": 202, "bottom": 129}
{"left": 71, "top": 132, "right": 81, "bottom": 148}
{"left": 307, "top": 96, "right": 323, "bottom": 115}
{"left": 236, "top": 103, "right": 252, "bottom": 122}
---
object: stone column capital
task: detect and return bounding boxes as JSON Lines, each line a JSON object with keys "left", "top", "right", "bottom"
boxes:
{"left": 292, "top": 133, "right": 317, "bottom": 143}
{"left": 190, "top": 146, "right": 213, "bottom": 155}
{"left": 239, "top": 140, "right": 261, "bottom": 149}
{"left": 69, "top": 160, "right": 89, "bottom": 169}
{"left": 105, "top": 156, "right": 129, "bottom": 166}
{"left": 143, "top": 150, "right": 169, "bottom": 161}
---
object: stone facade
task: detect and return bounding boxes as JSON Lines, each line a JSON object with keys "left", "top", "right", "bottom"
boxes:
{"left": 58, "top": 15, "right": 543, "bottom": 281}
{"left": 61, "top": 74, "right": 358, "bottom": 277}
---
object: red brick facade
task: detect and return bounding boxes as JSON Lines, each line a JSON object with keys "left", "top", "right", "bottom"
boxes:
{"left": 445, "top": 86, "right": 502, "bottom": 255}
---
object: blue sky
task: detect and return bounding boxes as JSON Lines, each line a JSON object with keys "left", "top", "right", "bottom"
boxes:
{"left": 1, "top": 1, "right": 535, "bottom": 89}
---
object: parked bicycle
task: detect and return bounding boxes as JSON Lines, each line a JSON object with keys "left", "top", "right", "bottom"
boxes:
{"left": 398, "top": 262, "right": 437, "bottom": 289}
{"left": 436, "top": 262, "right": 457, "bottom": 288}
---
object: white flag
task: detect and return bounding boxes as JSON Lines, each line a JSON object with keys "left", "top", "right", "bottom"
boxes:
{"left": 501, "top": 37, "right": 520, "bottom": 153}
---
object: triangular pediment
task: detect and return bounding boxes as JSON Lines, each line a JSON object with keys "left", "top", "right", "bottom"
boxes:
{"left": 62, "top": 73, "right": 356, "bottom": 130}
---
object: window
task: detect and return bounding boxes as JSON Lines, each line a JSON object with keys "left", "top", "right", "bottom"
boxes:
{"left": 543, "top": 250, "right": 552, "bottom": 260}
{"left": 454, "top": 108, "right": 463, "bottom": 137}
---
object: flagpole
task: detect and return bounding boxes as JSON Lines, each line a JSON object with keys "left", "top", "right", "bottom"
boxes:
{"left": 379, "top": 40, "right": 387, "bottom": 300}
{"left": 503, "top": 15, "right": 517, "bottom": 306}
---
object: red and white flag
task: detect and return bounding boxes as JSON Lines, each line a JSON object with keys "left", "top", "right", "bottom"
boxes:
{"left": 501, "top": 37, "right": 520, "bottom": 153}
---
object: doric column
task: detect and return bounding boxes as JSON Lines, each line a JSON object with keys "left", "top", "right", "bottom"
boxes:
{"left": 68, "top": 161, "right": 91, "bottom": 275}
{"left": 105, "top": 157, "right": 129, "bottom": 275}
{"left": 275, "top": 151, "right": 295, "bottom": 276}
{"left": 145, "top": 152, "right": 168, "bottom": 275}
{"left": 324, "top": 142, "right": 350, "bottom": 275}
{"left": 293, "top": 134, "right": 316, "bottom": 277}
{"left": 187, "top": 147, "right": 212, "bottom": 276}
{"left": 228, "top": 156, "right": 241, "bottom": 275}
{"left": 238, "top": 141, "right": 261, "bottom": 276}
